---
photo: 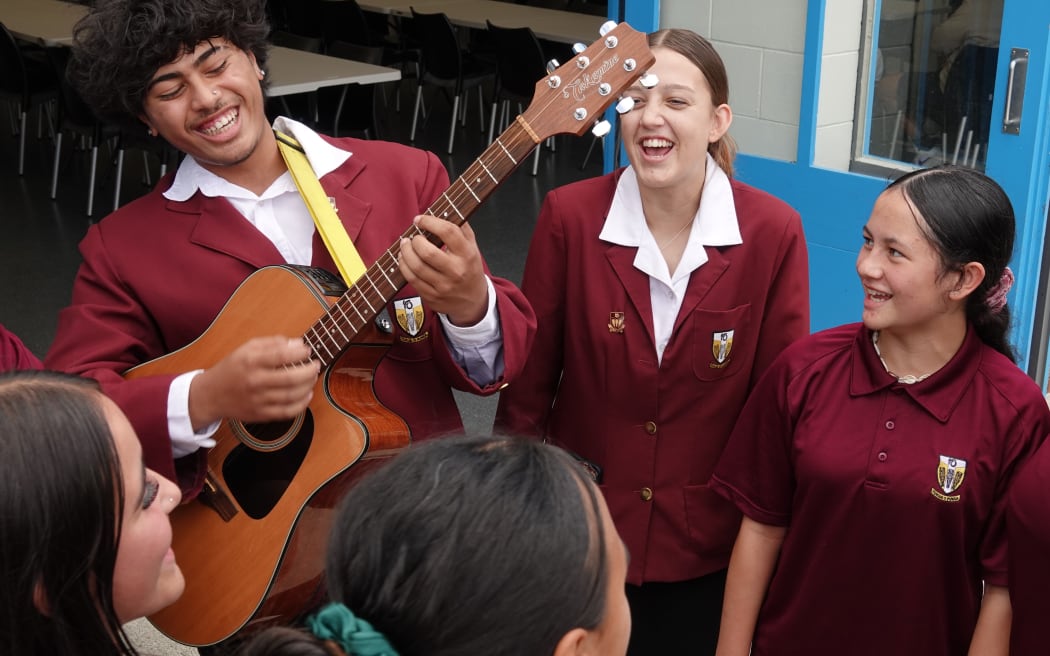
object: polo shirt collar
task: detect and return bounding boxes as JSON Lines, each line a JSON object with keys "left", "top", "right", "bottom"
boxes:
{"left": 850, "top": 323, "right": 983, "bottom": 422}
{"left": 163, "top": 116, "right": 351, "bottom": 201}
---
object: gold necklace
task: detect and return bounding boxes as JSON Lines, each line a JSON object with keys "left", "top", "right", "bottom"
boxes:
{"left": 655, "top": 218, "right": 694, "bottom": 251}
{"left": 871, "top": 331, "right": 932, "bottom": 384}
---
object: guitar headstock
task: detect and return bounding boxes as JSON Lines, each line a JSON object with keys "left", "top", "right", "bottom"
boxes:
{"left": 522, "top": 22, "right": 655, "bottom": 141}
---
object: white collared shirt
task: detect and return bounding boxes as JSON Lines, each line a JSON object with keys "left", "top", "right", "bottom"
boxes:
{"left": 599, "top": 154, "right": 742, "bottom": 363}
{"left": 163, "top": 118, "right": 502, "bottom": 457}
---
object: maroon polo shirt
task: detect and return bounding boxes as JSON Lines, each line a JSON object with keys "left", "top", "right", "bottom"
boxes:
{"left": 711, "top": 322, "right": 1050, "bottom": 656}
{"left": 1007, "top": 438, "right": 1050, "bottom": 655}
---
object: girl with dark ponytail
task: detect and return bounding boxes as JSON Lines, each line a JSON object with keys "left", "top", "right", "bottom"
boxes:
{"left": 711, "top": 165, "right": 1050, "bottom": 656}
{"left": 238, "top": 435, "right": 631, "bottom": 656}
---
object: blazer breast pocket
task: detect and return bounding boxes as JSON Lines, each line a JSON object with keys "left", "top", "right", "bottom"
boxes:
{"left": 690, "top": 304, "right": 752, "bottom": 381}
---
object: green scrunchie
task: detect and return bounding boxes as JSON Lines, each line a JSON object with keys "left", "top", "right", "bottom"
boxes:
{"left": 306, "top": 602, "right": 400, "bottom": 656}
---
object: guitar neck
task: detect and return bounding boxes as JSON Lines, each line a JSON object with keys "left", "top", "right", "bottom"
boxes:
{"left": 303, "top": 120, "right": 539, "bottom": 366}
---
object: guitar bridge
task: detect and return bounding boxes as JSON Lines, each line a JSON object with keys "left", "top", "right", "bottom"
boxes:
{"left": 200, "top": 472, "right": 239, "bottom": 522}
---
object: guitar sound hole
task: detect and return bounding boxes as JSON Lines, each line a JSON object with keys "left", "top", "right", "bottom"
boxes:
{"left": 222, "top": 411, "right": 314, "bottom": 520}
{"left": 242, "top": 418, "right": 297, "bottom": 444}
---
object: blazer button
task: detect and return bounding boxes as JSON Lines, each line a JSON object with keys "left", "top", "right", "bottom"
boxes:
{"left": 644, "top": 421, "right": 657, "bottom": 435}
{"left": 640, "top": 487, "right": 653, "bottom": 501}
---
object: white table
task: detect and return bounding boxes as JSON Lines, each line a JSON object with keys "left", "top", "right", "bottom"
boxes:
{"left": 357, "top": 0, "right": 606, "bottom": 45}
{"left": 2, "top": 0, "right": 85, "bottom": 46}
{"left": 266, "top": 46, "right": 401, "bottom": 97}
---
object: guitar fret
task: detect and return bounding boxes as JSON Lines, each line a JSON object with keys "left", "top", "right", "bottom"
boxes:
{"left": 320, "top": 316, "right": 345, "bottom": 347}
{"left": 311, "top": 327, "right": 336, "bottom": 361}
{"left": 328, "top": 311, "right": 349, "bottom": 342}
{"left": 441, "top": 192, "right": 465, "bottom": 221}
{"left": 462, "top": 178, "right": 481, "bottom": 203}
{"left": 496, "top": 137, "right": 517, "bottom": 164}
{"left": 376, "top": 261, "right": 395, "bottom": 288}
{"left": 344, "top": 293, "right": 368, "bottom": 324}
{"left": 479, "top": 160, "right": 498, "bottom": 184}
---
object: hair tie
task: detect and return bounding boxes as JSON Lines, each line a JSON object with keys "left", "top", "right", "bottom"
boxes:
{"left": 985, "top": 266, "right": 1014, "bottom": 314}
{"left": 306, "top": 603, "right": 400, "bottom": 656}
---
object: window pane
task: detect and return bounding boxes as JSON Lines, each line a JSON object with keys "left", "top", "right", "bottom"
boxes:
{"left": 863, "top": 0, "right": 1003, "bottom": 171}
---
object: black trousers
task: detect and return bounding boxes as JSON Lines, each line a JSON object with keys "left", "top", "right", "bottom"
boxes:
{"left": 625, "top": 569, "right": 728, "bottom": 656}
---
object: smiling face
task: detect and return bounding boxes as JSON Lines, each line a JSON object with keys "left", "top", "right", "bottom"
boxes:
{"left": 856, "top": 189, "right": 966, "bottom": 338}
{"left": 139, "top": 38, "right": 279, "bottom": 189}
{"left": 105, "top": 398, "right": 184, "bottom": 622}
{"left": 619, "top": 46, "right": 731, "bottom": 196}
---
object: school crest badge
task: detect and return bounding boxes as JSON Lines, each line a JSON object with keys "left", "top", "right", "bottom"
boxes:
{"left": 710, "top": 330, "right": 734, "bottom": 369}
{"left": 931, "top": 455, "right": 966, "bottom": 502}
{"left": 393, "top": 296, "right": 425, "bottom": 337}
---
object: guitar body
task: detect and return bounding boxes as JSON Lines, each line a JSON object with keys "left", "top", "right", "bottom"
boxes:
{"left": 133, "top": 266, "right": 410, "bottom": 646}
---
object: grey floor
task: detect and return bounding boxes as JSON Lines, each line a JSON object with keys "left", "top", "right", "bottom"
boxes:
{"left": 2, "top": 77, "right": 603, "bottom": 652}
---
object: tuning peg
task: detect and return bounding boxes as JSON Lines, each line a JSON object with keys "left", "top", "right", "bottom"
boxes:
{"left": 615, "top": 97, "right": 635, "bottom": 114}
{"left": 599, "top": 20, "right": 617, "bottom": 36}
{"left": 639, "top": 73, "right": 659, "bottom": 88}
{"left": 591, "top": 120, "right": 612, "bottom": 138}
{"left": 572, "top": 42, "right": 586, "bottom": 55}
{"left": 546, "top": 59, "right": 560, "bottom": 74}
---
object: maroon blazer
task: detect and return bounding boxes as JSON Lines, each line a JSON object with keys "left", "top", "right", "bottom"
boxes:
{"left": 46, "top": 136, "right": 535, "bottom": 495}
{"left": 0, "top": 323, "right": 42, "bottom": 371}
{"left": 496, "top": 169, "right": 809, "bottom": 584}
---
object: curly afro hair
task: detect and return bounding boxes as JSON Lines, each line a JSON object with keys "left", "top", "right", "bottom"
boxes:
{"left": 68, "top": 0, "right": 270, "bottom": 126}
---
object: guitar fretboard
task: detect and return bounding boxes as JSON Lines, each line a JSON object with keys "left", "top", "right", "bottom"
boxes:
{"left": 302, "top": 119, "right": 539, "bottom": 366}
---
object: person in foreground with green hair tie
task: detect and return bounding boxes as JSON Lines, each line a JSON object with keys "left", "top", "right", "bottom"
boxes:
{"left": 236, "top": 435, "right": 631, "bottom": 656}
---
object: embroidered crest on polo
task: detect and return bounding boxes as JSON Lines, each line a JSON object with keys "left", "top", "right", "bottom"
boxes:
{"left": 710, "top": 330, "right": 734, "bottom": 369}
{"left": 608, "top": 311, "right": 625, "bottom": 334}
{"left": 931, "top": 455, "right": 967, "bottom": 502}
{"left": 393, "top": 296, "right": 425, "bottom": 340}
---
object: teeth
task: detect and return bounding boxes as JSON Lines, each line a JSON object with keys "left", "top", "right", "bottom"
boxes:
{"left": 642, "top": 138, "right": 672, "bottom": 148}
{"left": 200, "top": 109, "right": 238, "bottom": 136}
{"left": 867, "top": 288, "right": 890, "bottom": 300}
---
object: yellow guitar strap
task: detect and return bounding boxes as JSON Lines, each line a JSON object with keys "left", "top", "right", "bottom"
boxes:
{"left": 274, "top": 130, "right": 367, "bottom": 285}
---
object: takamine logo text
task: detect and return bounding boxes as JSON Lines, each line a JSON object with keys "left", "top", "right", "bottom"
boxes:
{"left": 563, "top": 54, "right": 620, "bottom": 102}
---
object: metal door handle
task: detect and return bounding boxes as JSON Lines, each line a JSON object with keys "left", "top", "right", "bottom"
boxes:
{"left": 1003, "top": 48, "right": 1028, "bottom": 135}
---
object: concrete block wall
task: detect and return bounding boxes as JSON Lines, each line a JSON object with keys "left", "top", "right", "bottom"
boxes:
{"left": 659, "top": 0, "right": 864, "bottom": 170}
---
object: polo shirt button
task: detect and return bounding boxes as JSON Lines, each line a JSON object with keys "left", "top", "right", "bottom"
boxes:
{"left": 885, "top": 420, "right": 895, "bottom": 430}
{"left": 644, "top": 421, "right": 657, "bottom": 435}
{"left": 877, "top": 451, "right": 888, "bottom": 461}
{"left": 640, "top": 487, "right": 653, "bottom": 501}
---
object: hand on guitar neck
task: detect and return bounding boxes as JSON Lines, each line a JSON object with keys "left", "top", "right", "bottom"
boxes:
{"left": 187, "top": 336, "right": 320, "bottom": 432}
{"left": 399, "top": 214, "right": 490, "bottom": 327}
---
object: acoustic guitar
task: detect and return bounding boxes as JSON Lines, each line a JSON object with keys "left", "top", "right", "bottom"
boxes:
{"left": 136, "top": 21, "right": 654, "bottom": 647}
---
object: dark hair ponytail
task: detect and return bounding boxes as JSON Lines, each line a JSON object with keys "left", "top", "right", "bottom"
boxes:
{"left": 237, "top": 627, "right": 342, "bottom": 656}
{"left": 238, "top": 436, "right": 609, "bottom": 656}
{"left": 888, "top": 165, "right": 1016, "bottom": 361}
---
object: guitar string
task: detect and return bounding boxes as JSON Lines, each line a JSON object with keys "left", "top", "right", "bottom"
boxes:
{"left": 314, "top": 120, "right": 570, "bottom": 359}
{"left": 310, "top": 40, "right": 641, "bottom": 359}
{"left": 316, "top": 121, "right": 545, "bottom": 359}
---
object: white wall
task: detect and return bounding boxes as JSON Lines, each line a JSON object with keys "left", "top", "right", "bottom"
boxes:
{"left": 658, "top": 0, "right": 863, "bottom": 169}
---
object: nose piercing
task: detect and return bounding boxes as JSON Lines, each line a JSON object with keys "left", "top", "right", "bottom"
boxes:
{"left": 168, "top": 497, "right": 176, "bottom": 505}
{"left": 212, "top": 89, "right": 219, "bottom": 96}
